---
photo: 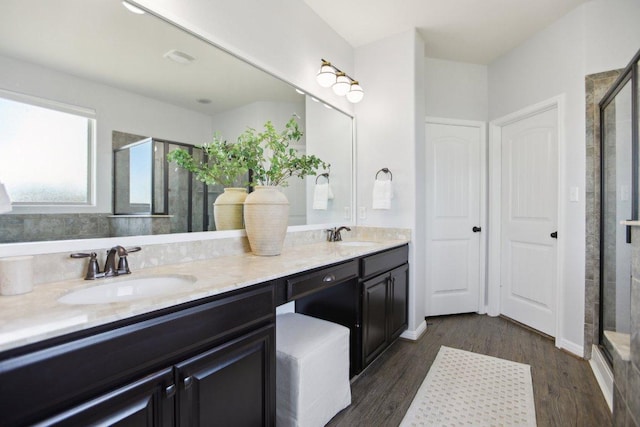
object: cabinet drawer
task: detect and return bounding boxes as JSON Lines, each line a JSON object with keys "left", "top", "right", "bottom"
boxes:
{"left": 286, "top": 260, "right": 358, "bottom": 300}
{"left": 360, "top": 245, "right": 408, "bottom": 279}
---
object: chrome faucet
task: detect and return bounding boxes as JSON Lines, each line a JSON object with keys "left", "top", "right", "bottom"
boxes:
{"left": 71, "top": 246, "right": 141, "bottom": 280}
{"left": 326, "top": 226, "right": 351, "bottom": 242}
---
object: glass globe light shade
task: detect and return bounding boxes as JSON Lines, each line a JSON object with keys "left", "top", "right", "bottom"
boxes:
{"left": 316, "top": 64, "right": 337, "bottom": 88}
{"left": 332, "top": 73, "right": 351, "bottom": 96}
{"left": 346, "top": 82, "right": 364, "bottom": 103}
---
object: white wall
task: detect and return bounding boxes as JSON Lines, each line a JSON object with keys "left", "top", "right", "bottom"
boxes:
{"left": 487, "top": 0, "right": 640, "bottom": 353}
{"left": 424, "top": 57, "right": 488, "bottom": 122}
{"left": 584, "top": 0, "right": 640, "bottom": 75}
{"left": 354, "top": 30, "right": 426, "bottom": 335}
{"left": 0, "top": 54, "right": 213, "bottom": 214}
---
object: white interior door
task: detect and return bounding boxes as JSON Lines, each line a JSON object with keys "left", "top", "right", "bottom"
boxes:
{"left": 500, "top": 107, "right": 558, "bottom": 336}
{"left": 425, "top": 120, "right": 483, "bottom": 316}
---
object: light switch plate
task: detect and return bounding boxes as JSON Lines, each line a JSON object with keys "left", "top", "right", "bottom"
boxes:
{"left": 569, "top": 186, "right": 579, "bottom": 202}
{"left": 358, "top": 206, "right": 366, "bottom": 219}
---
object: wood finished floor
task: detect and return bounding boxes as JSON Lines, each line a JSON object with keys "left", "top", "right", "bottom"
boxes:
{"left": 327, "top": 314, "right": 612, "bottom": 427}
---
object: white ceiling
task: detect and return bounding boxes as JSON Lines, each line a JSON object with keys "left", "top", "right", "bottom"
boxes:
{"left": 303, "top": 0, "right": 588, "bottom": 64}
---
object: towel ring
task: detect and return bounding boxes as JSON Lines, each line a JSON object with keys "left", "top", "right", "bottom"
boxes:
{"left": 375, "top": 168, "right": 393, "bottom": 181}
{"left": 315, "top": 173, "right": 330, "bottom": 184}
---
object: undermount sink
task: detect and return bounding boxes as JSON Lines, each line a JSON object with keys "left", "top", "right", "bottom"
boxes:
{"left": 338, "top": 241, "right": 376, "bottom": 247}
{"left": 58, "top": 274, "right": 197, "bottom": 305}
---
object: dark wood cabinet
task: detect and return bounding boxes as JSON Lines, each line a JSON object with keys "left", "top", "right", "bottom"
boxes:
{"left": 362, "top": 263, "right": 409, "bottom": 365}
{"left": 0, "top": 283, "right": 275, "bottom": 426}
{"left": 176, "top": 325, "right": 274, "bottom": 426}
{"left": 0, "top": 243, "right": 408, "bottom": 426}
{"left": 39, "top": 368, "right": 175, "bottom": 427}
{"left": 296, "top": 244, "right": 409, "bottom": 376}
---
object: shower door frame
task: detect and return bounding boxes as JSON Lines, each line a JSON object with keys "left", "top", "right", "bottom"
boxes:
{"left": 598, "top": 48, "right": 640, "bottom": 364}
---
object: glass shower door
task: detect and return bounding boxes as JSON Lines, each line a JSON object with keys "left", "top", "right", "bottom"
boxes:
{"left": 600, "top": 78, "right": 633, "bottom": 359}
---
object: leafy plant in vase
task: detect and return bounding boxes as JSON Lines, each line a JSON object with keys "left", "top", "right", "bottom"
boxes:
{"left": 166, "top": 135, "right": 248, "bottom": 231}
{"left": 239, "top": 115, "right": 329, "bottom": 256}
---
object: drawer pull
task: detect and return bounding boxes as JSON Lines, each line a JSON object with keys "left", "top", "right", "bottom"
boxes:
{"left": 165, "top": 384, "right": 176, "bottom": 398}
{"left": 323, "top": 274, "right": 336, "bottom": 282}
{"left": 183, "top": 376, "right": 193, "bottom": 389}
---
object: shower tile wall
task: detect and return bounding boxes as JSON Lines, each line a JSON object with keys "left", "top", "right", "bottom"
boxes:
{"left": 615, "top": 226, "right": 640, "bottom": 426}
{"left": 585, "top": 69, "right": 622, "bottom": 358}
{"left": 0, "top": 214, "right": 111, "bottom": 243}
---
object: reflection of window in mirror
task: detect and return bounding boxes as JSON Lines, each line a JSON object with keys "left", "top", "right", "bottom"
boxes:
{"left": 0, "top": 90, "right": 94, "bottom": 207}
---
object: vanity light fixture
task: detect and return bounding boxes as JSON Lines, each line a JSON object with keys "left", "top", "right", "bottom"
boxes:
{"left": 346, "top": 81, "right": 364, "bottom": 103}
{"left": 122, "top": 1, "right": 145, "bottom": 15}
{"left": 295, "top": 88, "right": 306, "bottom": 95}
{"left": 316, "top": 59, "right": 364, "bottom": 103}
{"left": 316, "top": 60, "right": 337, "bottom": 88}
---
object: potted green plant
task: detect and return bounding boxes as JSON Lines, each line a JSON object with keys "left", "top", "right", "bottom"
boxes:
{"left": 239, "top": 115, "right": 329, "bottom": 256}
{"left": 166, "top": 135, "right": 248, "bottom": 231}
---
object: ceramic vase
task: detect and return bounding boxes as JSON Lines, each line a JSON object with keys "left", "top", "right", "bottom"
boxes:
{"left": 213, "top": 187, "right": 248, "bottom": 230}
{"left": 243, "top": 186, "right": 289, "bottom": 256}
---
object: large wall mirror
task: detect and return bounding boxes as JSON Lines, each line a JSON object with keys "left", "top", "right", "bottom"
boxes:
{"left": 0, "top": 0, "right": 353, "bottom": 244}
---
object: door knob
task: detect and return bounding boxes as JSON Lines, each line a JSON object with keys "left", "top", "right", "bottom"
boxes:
{"left": 472, "top": 226, "right": 481, "bottom": 233}
{"left": 550, "top": 231, "right": 558, "bottom": 239}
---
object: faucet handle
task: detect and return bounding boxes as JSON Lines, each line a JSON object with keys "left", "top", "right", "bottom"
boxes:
{"left": 117, "top": 246, "right": 142, "bottom": 275}
{"left": 326, "top": 228, "right": 336, "bottom": 242}
{"left": 70, "top": 252, "right": 101, "bottom": 280}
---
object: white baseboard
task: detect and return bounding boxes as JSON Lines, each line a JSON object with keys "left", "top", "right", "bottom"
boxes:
{"left": 589, "top": 345, "right": 613, "bottom": 412}
{"left": 401, "top": 319, "right": 427, "bottom": 341}
{"left": 556, "top": 338, "right": 583, "bottom": 358}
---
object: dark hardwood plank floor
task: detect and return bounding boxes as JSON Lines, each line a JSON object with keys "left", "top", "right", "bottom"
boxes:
{"left": 327, "top": 314, "right": 612, "bottom": 427}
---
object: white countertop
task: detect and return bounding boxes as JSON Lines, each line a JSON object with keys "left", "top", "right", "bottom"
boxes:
{"left": 0, "top": 239, "right": 408, "bottom": 353}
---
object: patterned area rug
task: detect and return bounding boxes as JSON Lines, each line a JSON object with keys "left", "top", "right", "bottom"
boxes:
{"left": 400, "top": 346, "right": 536, "bottom": 426}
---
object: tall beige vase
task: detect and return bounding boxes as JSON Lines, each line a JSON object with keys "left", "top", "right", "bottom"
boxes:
{"left": 243, "top": 186, "right": 289, "bottom": 256}
{"left": 213, "top": 187, "right": 247, "bottom": 230}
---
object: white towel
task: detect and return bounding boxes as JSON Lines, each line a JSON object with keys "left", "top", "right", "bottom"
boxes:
{"left": 313, "top": 183, "right": 330, "bottom": 210}
{"left": 372, "top": 179, "right": 393, "bottom": 210}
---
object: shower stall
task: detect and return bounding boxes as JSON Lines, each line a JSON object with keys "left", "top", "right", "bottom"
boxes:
{"left": 599, "top": 50, "right": 639, "bottom": 361}
{"left": 113, "top": 138, "right": 223, "bottom": 233}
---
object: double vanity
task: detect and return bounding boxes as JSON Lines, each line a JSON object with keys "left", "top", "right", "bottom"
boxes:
{"left": 0, "top": 236, "right": 409, "bottom": 426}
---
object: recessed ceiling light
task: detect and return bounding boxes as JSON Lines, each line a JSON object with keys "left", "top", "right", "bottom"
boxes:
{"left": 122, "top": 1, "right": 145, "bottom": 14}
{"left": 197, "top": 99, "right": 212, "bottom": 104}
{"left": 163, "top": 49, "right": 196, "bottom": 65}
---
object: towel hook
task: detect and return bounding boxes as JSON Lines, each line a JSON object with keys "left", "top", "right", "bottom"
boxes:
{"left": 375, "top": 168, "right": 393, "bottom": 181}
{"left": 315, "top": 172, "right": 330, "bottom": 184}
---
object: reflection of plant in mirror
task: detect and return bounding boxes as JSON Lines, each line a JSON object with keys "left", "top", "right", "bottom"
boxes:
{"left": 166, "top": 134, "right": 248, "bottom": 187}
{"left": 239, "top": 115, "right": 329, "bottom": 187}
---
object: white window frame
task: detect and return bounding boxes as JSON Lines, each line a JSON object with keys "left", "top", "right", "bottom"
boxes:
{"left": 0, "top": 89, "right": 96, "bottom": 212}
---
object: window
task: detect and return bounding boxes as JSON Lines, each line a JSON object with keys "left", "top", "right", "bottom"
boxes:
{"left": 0, "top": 91, "right": 95, "bottom": 205}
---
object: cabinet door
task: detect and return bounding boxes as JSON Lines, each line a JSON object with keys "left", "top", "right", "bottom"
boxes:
{"left": 176, "top": 325, "right": 275, "bottom": 427}
{"left": 389, "top": 264, "right": 409, "bottom": 340}
{"left": 38, "top": 368, "right": 175, "bottom": 427}
{"left": 362, "top": 275, "right": 389, "bottom": 366}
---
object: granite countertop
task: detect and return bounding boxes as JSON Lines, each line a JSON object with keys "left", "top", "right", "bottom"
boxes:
{"left": 0, "top": 239, "right": 408, "bottom": 353}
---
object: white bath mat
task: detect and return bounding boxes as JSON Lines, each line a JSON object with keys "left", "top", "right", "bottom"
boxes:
{"left": 400, "top": 346, "right": 536, "bottom": 426}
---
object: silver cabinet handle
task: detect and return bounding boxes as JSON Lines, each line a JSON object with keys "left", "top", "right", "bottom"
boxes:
{"left": 183, "top": 376, "right": 193, "bottom": 389}
{"left": 165, "top": 384, "right": 176, "bottom": 398}
{"left": 323, "top": 274, "right": 336, "bottom": 282}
